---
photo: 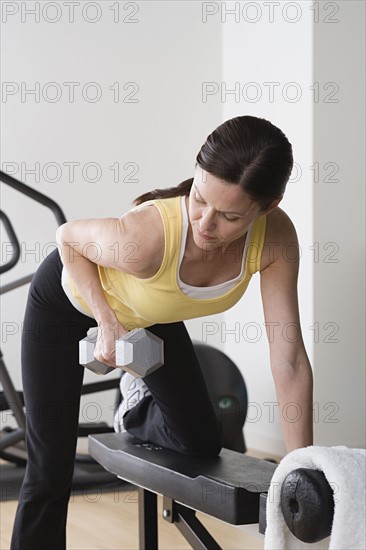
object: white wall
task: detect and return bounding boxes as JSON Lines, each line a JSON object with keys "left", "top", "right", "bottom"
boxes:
{"left": 1, "top": 2, "right": 365, "bottom": 454}
{"left": 0, "top": 1, "right": 224, "bottom": 429}
{"left": 312, "top": 2, "right": 365, "bottom": 448}
{"left": 218, "top": 1, "right": 365, "bottom": 454}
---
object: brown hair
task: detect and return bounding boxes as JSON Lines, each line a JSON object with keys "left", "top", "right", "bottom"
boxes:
{"left": 133, "top": 115, "right": 293, "bottom": 212}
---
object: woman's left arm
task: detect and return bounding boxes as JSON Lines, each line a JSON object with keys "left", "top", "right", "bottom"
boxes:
{"left": 260, "top": 209, "right": 314, "bottom": 452}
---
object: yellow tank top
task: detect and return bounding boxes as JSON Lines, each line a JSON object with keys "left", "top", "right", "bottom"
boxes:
{"left": 65, "top": 196, "right": 267, "bottom": 329}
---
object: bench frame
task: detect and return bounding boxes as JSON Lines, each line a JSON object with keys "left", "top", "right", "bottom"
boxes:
{"left": 139, "top": 487, "right": 223, "bottom": 549}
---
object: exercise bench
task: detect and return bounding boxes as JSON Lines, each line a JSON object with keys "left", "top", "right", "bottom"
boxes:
{"left": 89, "top": 432, "right": 277, "bottom": 549}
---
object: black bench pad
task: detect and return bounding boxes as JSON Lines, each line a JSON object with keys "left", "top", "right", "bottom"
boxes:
{"left": 89, "top": 433, "right": 276, "bottom": 525}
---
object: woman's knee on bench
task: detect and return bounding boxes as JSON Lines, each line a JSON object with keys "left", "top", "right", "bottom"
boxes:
{"left": 177, "top": 421, "right": 224, "bottom": 458}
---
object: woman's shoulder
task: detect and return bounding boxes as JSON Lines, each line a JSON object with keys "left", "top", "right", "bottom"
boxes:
{"left": 264, "top": 206, "right": 297, "bottom": 237}
{"left": 122, "top": 202, "right": 165, "bottom": 277}
{"left": 260, "top": 207, "right": 299, "bottom": 272}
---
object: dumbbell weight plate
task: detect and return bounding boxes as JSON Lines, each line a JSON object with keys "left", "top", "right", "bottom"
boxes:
{"left": 115, "top": 328, "right": 164, "bottom": 378}
{"left": 79, "top": 327, "right": 115, "bottom": 375}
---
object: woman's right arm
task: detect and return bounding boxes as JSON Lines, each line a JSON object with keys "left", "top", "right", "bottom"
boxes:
{"left": 57, "top": 234, "right": 123, "bottom": 366}
{"left": 56, "top": 221, "right": 118, "bottom": 326}
{"left": 56, "top": 207, "right": 164, "bottom": 366}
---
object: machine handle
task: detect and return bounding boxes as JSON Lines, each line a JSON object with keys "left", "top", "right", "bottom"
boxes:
{"left": 0, "top": 170, "right": 67, "bottom": 226}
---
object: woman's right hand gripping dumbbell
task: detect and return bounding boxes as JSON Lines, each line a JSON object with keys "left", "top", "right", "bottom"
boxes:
{"left": 93, "top": 320, "right": 129, "bottom": 369}
{"left": 79, "top": 319, "right": 129, "bottom": 375}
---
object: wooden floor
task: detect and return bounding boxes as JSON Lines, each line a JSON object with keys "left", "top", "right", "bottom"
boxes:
{"left": 1, "top": 493, "right": 265, "bottom": 550}
{"left": 1, "top": 448, "right": 281, "bottom": 550}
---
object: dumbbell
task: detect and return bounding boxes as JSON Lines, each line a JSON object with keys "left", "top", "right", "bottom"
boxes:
{"left": 79, "top": 327, "right": 164, "bottom": 377}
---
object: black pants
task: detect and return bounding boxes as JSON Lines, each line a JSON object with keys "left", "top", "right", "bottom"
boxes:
{"left": 10, "top": 249, "right": 223, "bottom": 550}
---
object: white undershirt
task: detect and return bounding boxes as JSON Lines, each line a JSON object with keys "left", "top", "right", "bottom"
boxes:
{"left": 177, "top": 195, "right": 252, "bottom": 299}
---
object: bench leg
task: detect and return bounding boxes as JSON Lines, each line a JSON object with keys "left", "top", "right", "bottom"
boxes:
{"left": 138, "top": 487, "right": 158, "bottom": 550}
{"left": 163, "top": 496, "right": 222, "bottom": 550}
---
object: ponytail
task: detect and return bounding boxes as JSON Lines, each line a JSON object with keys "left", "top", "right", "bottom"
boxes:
{"left": 133, "top": 177, "right": 193, "bottom": 206}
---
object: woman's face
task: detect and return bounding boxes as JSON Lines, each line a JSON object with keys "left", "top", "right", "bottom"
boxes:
{"left": 188, "top": 165, "right": 262, "bottom": 252}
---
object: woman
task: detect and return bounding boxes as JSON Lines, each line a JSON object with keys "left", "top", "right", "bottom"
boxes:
{"left": 11, "top": 115, "right": 313, "bottom": 550}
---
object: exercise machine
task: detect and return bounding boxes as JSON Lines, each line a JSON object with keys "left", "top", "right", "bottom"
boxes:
{"left": 0, "top": 170, "right": 124, "bottom": 497}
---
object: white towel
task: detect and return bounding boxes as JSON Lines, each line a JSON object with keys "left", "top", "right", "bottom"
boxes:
{"left": 264, "top": 445, "right": 366, "bottom": 550}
